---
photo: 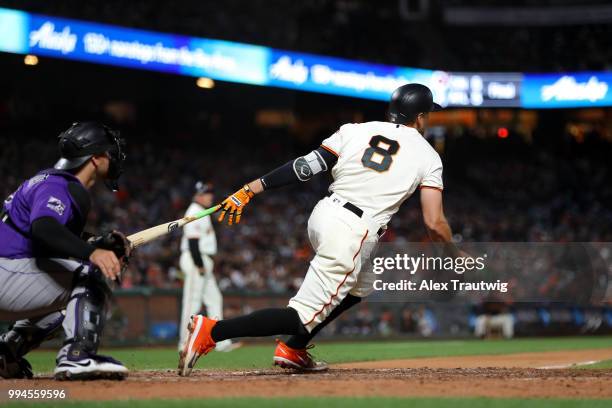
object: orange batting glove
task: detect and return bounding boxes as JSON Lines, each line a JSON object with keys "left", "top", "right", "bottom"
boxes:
{"left": 218, "top": 184, "right": 255, "bottom": 225}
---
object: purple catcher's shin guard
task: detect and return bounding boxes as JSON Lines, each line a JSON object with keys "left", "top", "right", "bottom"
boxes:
{"left": 54, "top": 274, "right": 127, "bottom": 381}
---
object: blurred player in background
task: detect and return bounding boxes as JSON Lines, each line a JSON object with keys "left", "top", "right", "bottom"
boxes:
{"left": 0, "top": 122, "right": 130, "bottom": 380}
{"left": 474, "top": 300, "right": 514, "bottom": 339}
{"left": 178, "top": 83, "right": 461, "bottom": 376}
{"left": 178, "top": 181, "right": 240, "bottom": 352}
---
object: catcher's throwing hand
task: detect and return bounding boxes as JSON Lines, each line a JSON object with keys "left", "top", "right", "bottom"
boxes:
{"left": 218, "top": 184, "right": 255, "bottom": 225}
{"left": 89, "top": 249, "right": 122, "bottom": 281}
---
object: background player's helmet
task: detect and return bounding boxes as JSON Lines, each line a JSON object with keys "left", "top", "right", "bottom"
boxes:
{"left": 194, "top": 181, "right": 214, "bottom": 195}
{"left": 54, "top": 121, "right": 126, "bottom": 191}
{"left": 387, "top": 83, "right": 442, "bottom": 124}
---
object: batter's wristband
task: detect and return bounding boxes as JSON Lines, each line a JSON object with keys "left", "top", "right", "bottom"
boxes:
{"left": 243, "top": 184, "right": 255, "bottom": 198}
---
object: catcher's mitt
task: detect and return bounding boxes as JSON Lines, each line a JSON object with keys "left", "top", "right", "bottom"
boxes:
{"left": 88, "top": 230, "right": 132, "bottom": 261}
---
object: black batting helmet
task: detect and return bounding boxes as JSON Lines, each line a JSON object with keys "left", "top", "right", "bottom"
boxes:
{"left": 387, "top": 83, "right": 442, "bottom": 124}
{"left": 54, "top": 122, "right": 126, "bottom": 191}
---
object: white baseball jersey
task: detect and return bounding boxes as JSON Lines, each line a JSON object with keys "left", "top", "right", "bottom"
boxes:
{"left": 180, "top": 202, "right": 217, "bottom": 255}
{"left": 321, "top": 121, "right": 443, "bottom": 226}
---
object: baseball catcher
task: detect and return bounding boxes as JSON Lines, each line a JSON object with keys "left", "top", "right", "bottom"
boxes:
{"left": 0, "top": 122, "right": 130, "bottom": 380}
{"left": 179, "top": 83, "right": 458, "bottom": 375}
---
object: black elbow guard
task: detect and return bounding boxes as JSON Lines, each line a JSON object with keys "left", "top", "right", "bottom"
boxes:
{"left": 261, "top": 147, "right": 336, "bottom": 190}
{"left": 292, "top": 150, "right": 328, "bottom": 181}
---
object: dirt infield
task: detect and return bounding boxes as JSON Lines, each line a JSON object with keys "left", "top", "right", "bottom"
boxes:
{"left": 5, "top": 348, "right": 612, "bottom": 400}
{"left": 338, "top": 348, "right": 612, "bottom": 369}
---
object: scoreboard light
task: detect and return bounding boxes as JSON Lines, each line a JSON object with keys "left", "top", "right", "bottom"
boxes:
{"left": 23, "top": 54, "right": 38, "bottom": 65}
{"left": 196, "top": 77, "right": 215, "bottom": 89}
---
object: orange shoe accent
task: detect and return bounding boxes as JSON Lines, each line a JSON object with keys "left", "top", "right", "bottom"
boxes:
{"left": 178, "top": 315, "right": 217, "bottom": 376}
{"left": 273, "top": 340, "right": 328, "bottom": 372}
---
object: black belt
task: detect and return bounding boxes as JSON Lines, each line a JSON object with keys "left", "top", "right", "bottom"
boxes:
{"left": 326, "top": 192, "right": 385, "bottom": 237}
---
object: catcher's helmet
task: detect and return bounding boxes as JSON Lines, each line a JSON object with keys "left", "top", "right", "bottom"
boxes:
{"left": 54, "top": 122, "right": 126, "bottom": 191}
{"left": 387, "top": 83, "right": 442, "bottom": 124}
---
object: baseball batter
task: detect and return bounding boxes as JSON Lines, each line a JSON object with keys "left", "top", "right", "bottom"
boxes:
{"left": 178, "top": 181, "right": 239, "bottom": 352}
{"left": 179, "top": 83, "right": 457, "bottom": 376}
{"left": 0, "top": 122, "right": 130, "bottom": 380}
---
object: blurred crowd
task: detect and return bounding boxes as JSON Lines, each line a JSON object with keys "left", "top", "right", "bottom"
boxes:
{"left": 2, "top": 124, "right": 611, "bottom": 294}
{"left": 1, "top": 0, "right": 610, "bottom": 71}
{"left": 2, "top": 0, "right": 610, "bottom": 340}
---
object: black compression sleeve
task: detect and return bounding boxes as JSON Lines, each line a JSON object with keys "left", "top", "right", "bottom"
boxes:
{"left": 260, "top": 160, "right": 295, "bottom": 190}
{"left": 31, "top": 217, "right": 96, "bottom": 260}
{"left": 188, "top": 238, "right": 204, "bottom": 268}
{"left": 260, "top": 146, "right": 338, "bottom": 190}
{"left": 81, "top": 231, "right": 95, "bottom": 241}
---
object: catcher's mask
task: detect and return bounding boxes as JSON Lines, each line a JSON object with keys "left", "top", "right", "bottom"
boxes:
{"left": 54, "top": 121, "right": 126, "bottom": 191}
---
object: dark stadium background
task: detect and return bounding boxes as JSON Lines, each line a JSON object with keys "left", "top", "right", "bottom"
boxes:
{"left": 0, "top": 0, "right": 610, "bottom": 344}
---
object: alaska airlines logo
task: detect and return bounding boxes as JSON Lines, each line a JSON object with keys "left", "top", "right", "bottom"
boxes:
{"left": 269, "top": 56, "right": 308, "bottom": 85}
{"left": 541, "top": 76, "right": 608, "bottom": 102}
{"left": 29, "top": 22, "right": 77, "bottom": 54}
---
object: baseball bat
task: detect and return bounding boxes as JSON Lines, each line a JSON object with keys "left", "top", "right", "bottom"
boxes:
{"left": 127, "top": 205, "right": 221, "bottom": 249}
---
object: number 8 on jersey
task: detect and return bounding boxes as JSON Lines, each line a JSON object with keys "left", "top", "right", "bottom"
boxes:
{"left": 361, "top": 135, "right": 400, "bottom": 172}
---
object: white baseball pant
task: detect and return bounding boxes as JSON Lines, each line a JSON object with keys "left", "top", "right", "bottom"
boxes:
{"left": 288, "top": 194, "right": 381, "bottom": 332}
{"left": 178, "top": 252, "right": 233, "bottom": 350}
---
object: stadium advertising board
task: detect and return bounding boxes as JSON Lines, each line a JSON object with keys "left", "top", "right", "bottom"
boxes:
{"left": 522, "top": 72, "right": 612, "bottom": 108}
{"left": 0, "top": 7, "right": 610, "bottom": 109}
